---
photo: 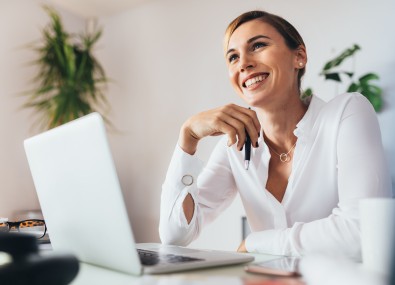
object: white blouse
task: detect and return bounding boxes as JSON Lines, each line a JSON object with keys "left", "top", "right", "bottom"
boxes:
{"left": 159, "top": 93, "right": 392, "bottom": 259}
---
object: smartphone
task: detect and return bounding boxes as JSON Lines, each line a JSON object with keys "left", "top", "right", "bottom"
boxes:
{"left": 245, "top": 256, "right": 301, "bottom": 277}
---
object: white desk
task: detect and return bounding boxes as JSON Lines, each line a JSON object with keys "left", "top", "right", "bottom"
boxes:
{"left": 70, "top": 253, "right": 303, "bottom": 285}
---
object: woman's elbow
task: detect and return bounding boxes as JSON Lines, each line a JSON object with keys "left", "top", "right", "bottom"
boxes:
{"left": 159, "top": 220, "right": 197, "bottom": 246}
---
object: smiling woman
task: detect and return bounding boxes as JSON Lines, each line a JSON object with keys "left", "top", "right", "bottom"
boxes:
{"left": 225, "top": 19, "right": 307, "bottom": 114}
{"left": 224, "top": 10, "right": 306, "bottom": 92}
{"left": 159, "top": 10, "right": 391, "bottom": 259}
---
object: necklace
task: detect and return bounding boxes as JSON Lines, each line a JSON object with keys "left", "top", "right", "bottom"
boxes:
{"left": 267, "top": 142, "right": 297, "bottom": 163}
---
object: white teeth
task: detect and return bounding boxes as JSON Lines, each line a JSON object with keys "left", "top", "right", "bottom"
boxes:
{"left": 245, "top": 74, "right": 268, "bottom": 88}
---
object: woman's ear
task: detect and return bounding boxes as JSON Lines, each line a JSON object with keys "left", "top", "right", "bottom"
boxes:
{"left": 294, "top": 45, "right": 307, "bottom": 69}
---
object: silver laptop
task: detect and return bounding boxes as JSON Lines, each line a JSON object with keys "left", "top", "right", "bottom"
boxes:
{"left": 23, "top": 112, "right": 254, "bottom": 275}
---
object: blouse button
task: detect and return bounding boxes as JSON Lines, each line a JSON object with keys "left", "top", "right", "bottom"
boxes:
{"left": 181, "top": 175, "right": 194, "bottom": 186}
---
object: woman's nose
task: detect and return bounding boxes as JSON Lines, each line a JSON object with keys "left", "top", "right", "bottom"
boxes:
{"left": 239, "top": 55, "right": 255, "bottom": 72}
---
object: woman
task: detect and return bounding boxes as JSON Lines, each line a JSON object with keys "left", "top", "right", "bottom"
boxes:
{"left": 159, "top": 10, "right": 391, "bottom": 259}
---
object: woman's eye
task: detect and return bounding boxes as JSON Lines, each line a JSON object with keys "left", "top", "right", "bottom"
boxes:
{"left": 228, "top": 54, "right": 239, "bottom": 63}
{"left": 252, "top": 42, "right": 267, "bottom": 50}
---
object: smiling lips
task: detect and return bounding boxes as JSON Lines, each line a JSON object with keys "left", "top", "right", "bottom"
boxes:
{"left": 243, "top": 73, "right": 269, "bottom": 89}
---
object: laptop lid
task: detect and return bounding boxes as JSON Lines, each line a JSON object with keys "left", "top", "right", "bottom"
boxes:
{"left": 24, "top": 113, "right": 254, "bottom": 275}
{"left": 24, "top": 113, "right": 142, "bottom": 275}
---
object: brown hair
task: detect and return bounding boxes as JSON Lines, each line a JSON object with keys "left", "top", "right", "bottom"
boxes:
{"left": 224, "top": 10, "right": 306, "bottom": 89}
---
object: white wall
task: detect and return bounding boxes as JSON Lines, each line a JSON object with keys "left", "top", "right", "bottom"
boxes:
{"left": 0, "top": 0, "right": 85, "bottom": 217}
{"left": 1, "top": 0, "right": 394, "bottom": 251}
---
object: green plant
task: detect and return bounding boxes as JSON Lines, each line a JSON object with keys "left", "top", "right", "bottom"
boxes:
{"left": 24, "top": 6, "right": 109, "bottom": 129}
{"left": 304, "top": 44, "right": 383, "bottom": 112}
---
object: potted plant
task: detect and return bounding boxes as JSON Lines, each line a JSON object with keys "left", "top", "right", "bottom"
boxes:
{"left": 24, "top": 6, "right": 110, "bottom": 130}
{"left": 303, "top": 44, "right": 383, "bottom": 112}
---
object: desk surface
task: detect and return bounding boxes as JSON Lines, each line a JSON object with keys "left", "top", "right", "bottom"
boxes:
{"left": 70, "top": 253, "right": 303, "bottom": 285}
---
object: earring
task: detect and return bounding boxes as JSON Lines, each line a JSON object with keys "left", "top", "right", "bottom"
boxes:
{"left": 298, "top": 62, "right": 303, "bottom": 67}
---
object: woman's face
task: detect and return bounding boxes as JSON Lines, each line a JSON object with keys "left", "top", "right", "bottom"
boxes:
{"left": 226, "top": 19, "right": 303, "bottom": 108}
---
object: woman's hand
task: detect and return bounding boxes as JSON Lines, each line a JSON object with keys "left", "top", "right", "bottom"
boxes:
{"left": 237, "top": 239, "right": 247, "bottom": 252}
{"left": 179, "top": 104, "right": 261, "bottom": 155}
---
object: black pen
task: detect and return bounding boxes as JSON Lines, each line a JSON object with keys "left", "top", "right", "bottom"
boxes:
{"left": 245, "top": 107, "right": 253, "bottom": 170}
{"left": 244, "top": 107, "right": 254, "bottom": 170}
{"left": 244, "top": 130, "right": 251, "bottom": 170}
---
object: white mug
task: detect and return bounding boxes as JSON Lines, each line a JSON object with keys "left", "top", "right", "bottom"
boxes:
{"left": 359, "top": 198, "right": 395, "bottom": 276}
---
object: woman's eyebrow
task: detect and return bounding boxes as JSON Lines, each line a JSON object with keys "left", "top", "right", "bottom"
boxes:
{"left": 226, "top": 35, "right": 271, "bottom": 56}
{"left": 247, "top": 35, "right": 271, "bottom": 44}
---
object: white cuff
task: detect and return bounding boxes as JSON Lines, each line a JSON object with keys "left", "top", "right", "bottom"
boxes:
{"left": 245, "top": 228, "right": 291, "bottom": 255}
{"left": 164, "top": 144, "right": 204, "bottom": 191}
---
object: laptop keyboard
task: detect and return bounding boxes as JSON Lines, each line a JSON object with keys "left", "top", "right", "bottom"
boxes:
{"left": 137, "top": 249, "right": 204, "bottom": 266}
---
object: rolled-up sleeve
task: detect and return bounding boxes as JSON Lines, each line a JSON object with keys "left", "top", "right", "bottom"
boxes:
{"left": 159, "top": 144, "right": 204, "bottom": 245}
{"left": 160, "top": 137, "right": 239, "bottom": 246}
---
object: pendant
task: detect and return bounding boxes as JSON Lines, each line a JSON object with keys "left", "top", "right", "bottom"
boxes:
{"left": 279, "top": 153, "right": 291, "bottom": 163}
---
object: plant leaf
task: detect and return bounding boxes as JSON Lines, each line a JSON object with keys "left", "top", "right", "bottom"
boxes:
{"left": 344, "top": 72, "right": 354, "bottom": 78}
{"left": 23, "top": 6, "right": 110, "bottom": 130}
{"left": 301, "top": 87, "right": 313, "bottom": 99}
{"left": 358, "top": 81, "right": 383, "bottom": 112}
{"left": 324, "top": 73, "right": 342, "bottom": 82}
{"left": 359, "top": 73, "right": 379, "bottom": 85}
{"left": 322, "top": 44, "right": 361, "bottom": 71}
{"left": 347, "top": 82, "right": 359, "bottom": 93}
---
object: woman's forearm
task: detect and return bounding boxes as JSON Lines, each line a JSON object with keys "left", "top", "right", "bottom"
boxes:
{"left": 182, "top": 193, "right": 195, "bottom": 224}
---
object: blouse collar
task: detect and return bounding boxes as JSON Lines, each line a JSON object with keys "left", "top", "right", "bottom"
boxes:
{"left": 293, "top": 95, "right": 325, "bottom": 141}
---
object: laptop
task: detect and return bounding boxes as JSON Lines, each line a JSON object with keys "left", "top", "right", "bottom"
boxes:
{"left": 23, "top": 112, "right": 254, "bottom": 275}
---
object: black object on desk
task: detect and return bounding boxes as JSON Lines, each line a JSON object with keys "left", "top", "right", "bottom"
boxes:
{"left": 0, "top": 233, "right": 79, "bottom": 285}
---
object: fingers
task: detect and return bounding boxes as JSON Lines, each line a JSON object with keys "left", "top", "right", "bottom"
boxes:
{"left": 237, "top": 240, "right": 247, "bottom": 252}
{"left": 214, "top": 113, "right": 246, "bottom": 149}
{"left": 218, "top": 104, "right": 260, "bottom": 149}
{"left": 180, "top": 104, "right": 261, "bottom": 153}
